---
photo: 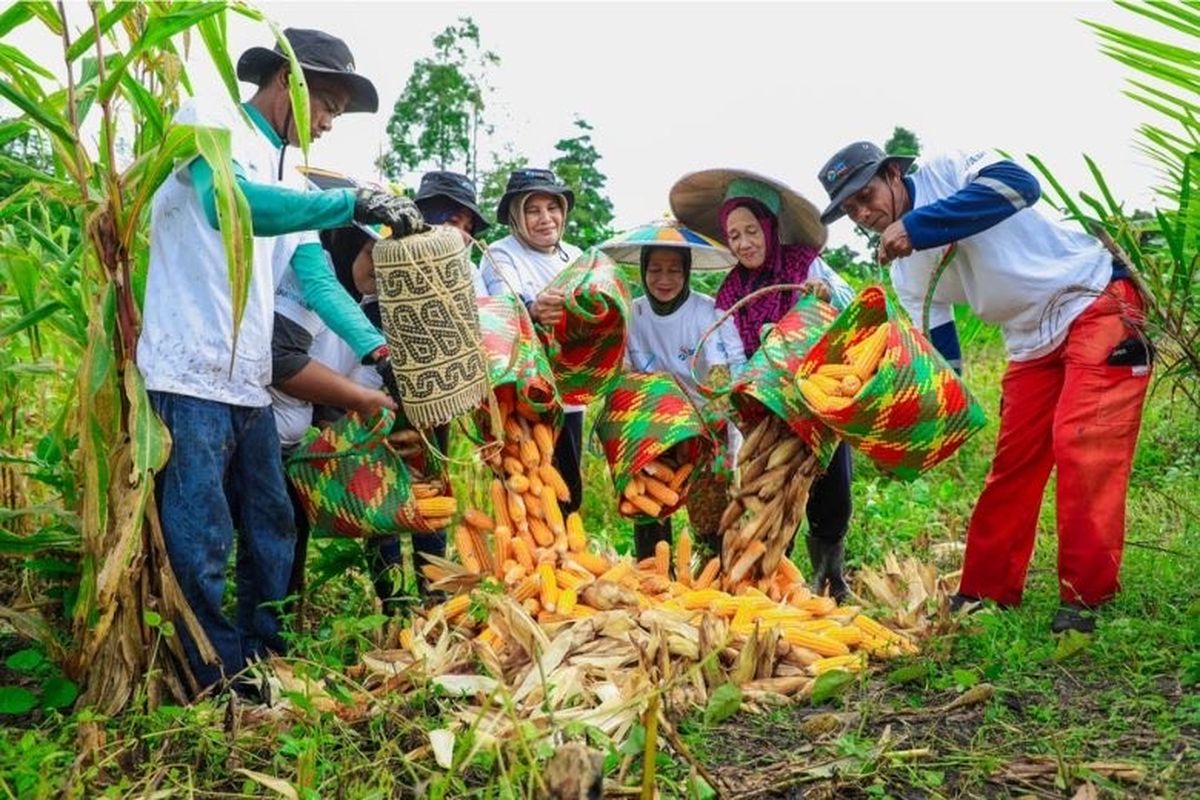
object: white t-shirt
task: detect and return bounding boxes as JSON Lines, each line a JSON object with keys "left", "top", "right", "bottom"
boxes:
{"left": 626, "top": 293, "right": 746, "bottom": 407}
{"left": 480, "top": 234, "right": 585, "bottom": 412}
{"left": 138, "top": 97, "right": 309, "bottom": 406}
{"left": 892, "top": 149, "right": 1112, "bottom": 362}
{"left": 270, "top": 322, "right": 382, "bottom": 447}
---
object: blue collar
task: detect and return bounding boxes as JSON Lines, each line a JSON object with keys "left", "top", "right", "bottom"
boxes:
{"left": 903, "top": 175, "right": 917, "bottom": 213}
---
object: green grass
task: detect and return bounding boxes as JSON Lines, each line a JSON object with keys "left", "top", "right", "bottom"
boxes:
{"left": 2, "top": 339, "right": 1198, "bottom": 799}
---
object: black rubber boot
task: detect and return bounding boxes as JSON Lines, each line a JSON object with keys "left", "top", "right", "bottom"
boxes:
{"left": 1051, "top": 603, "right": 1096, "bottom": 634}
{"left": 806, "top": 536, "right": 848, "bottom": 602}
{"left": 949, "top": 593, "right": 983, "bottom": 614}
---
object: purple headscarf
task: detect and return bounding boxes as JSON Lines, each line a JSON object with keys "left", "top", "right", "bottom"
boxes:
{"left": 715, "top": 198, "right": 821, "bottom": 357}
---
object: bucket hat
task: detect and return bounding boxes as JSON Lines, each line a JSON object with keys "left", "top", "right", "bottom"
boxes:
{"left": 237, "top": 28, "right": 378, "bottom": 114}
{"left": 414, "top": 171, "right": 490, "bottom": 235}
{"left": 816, "top": 141, "right": 915, "bottom": 224}
{"left": 496, "top": 168, "right": 575, "bottom": 225}
{"left": 669, "top": 169, "right": 827, "bottom": 249}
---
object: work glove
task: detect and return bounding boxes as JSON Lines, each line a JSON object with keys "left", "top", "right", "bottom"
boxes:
{"left": 353, "top": 189, "right": 429, "bottom": 238}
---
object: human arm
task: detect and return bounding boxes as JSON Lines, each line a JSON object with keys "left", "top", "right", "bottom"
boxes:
{"left": 804, "top": 256, "right": 855, "bottom": 311}
{"left": 713, "top": 315, "right": 748, "bottom": 379}
{"left": 290, "top": 242, "right": 386, "bottom": 359}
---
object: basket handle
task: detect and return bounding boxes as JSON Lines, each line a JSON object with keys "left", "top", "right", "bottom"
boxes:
{"left": 288, "top": 407, "right": 396, "bottom": 463}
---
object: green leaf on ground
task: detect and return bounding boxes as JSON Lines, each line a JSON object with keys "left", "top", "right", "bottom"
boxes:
{"left": 811, "top": 670, "right": 855, "bottom": 705}
{"left": 703, "top": 682, "right": 742, "bottom": 725}
{"left": 0, "top": 686, "right": 36, "bottom": 715}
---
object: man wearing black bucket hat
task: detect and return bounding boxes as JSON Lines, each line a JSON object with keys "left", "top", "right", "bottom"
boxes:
{"left": 138, "top": 27, "right": 430, "bottom": 697}
{"left": 815, "top": 140, "right": 1152, "bottom": 635}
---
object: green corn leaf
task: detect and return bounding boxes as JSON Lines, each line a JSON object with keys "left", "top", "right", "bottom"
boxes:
{"left": 119, "top": 71, "right": 164, "bottom": 142}
{"left": 25, "top": 1, "right": 61, "bottom": 34}
{"left": 0, "top": 300, "right": 65, "bottom": 340}
{"left": 192, "top": 124, "right": 253, "bottom": 367}
{"left": 196, "top": 14, "right": 241, "bottom": 108}
{"left": 66, "top": 1, "right": 140, "bottom": 62}
{"left": 0, "top": 42, "right": 56, "bottom": 79}
{"left": 97, "top": 2, "right": 227, "bottom": 103}
{"left": 0, "top": 79, "right": 74, "bottom": 148}
{"left": 0, "top": 4, "right": 35, "bottom": 38}
{"left": 268, "top": 18, "right": 310, "bottom": 160}
{"left": 124, "top": 365, "right": 171, "bottom": 475}
{"left": 121, "top": 123, "right": 200, "bottom": 248}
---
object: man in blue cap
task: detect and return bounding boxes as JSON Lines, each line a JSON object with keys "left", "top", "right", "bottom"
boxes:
{"left": 816, "top": 141, "right": 1151, "bottom": 635}
{"left": 139, "top": 27, "right": 427, "bottom": 695}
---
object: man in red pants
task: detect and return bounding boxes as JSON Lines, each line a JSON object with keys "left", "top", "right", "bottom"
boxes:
{"left": 816, "top": 142, "right": 1152, "bottom": 633}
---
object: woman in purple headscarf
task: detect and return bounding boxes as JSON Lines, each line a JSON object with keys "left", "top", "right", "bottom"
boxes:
{"left": 671, "top": 171, "right": 855, "bottom": 599}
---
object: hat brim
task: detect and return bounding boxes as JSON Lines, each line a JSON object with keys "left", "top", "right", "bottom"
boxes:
{"left": 496, "top": 185, "right": 576, "bottom": 225}
{"left": 669, "top": 168, "right": 827, "bottom": 250}
{"left": 596, "top": 220, "right": 737, "bottom": 271}
{"left": 818, "top": 155, "right": 915, "bottom": 224}
{"left": 236, "top": 47, "right": 379, "bottom": 114}
{"left": 414, "top": 191, "right": 491, "bottom": 235}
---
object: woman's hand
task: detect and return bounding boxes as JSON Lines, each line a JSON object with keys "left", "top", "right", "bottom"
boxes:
{"left": 531, "top": 288, "right": 566, "bottom": 327}
{"left": 798, "top": 279, "right": 832, "bottom": 302}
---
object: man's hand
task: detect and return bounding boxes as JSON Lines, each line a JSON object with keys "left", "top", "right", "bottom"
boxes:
{"left": 353, "top": 189, "right": 429, "bottom": 237}
{"left": 797, "top": 279, "right": 832, "bottom": 302}
{"left": 365, "top": 344, "right": 402, "bottom": 405}
{"left": 531, "top": 288, "right": 567, "bottom": 327}
{"left": 352, "top": 387, "right": 398, "bottom": 418}
{"left": 876, "top": 219, "right": 914, "bottom": 265}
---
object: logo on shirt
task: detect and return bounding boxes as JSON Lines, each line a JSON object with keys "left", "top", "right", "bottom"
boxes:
{"left": 676, "top": 345, "right": 696, "bottom": 363}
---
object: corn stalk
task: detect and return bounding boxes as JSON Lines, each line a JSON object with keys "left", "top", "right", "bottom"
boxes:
{"left": 0, "top": 0, "right": 310, "bottom": 714}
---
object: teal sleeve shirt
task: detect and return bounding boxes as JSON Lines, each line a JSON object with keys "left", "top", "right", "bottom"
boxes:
{"left": 188, "top": 157, "right": 355, "bottom": 236}
{"left": 290, "top": 241, "right": 385, "bottom": 358}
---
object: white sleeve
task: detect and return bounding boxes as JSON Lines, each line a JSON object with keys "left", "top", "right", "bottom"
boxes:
{"left": 808, "top": 256, "right": 855, "bottom": 311}
{"left": 480, "top": 247, "right": 520, "bottom": 298}
{"left": 712, "top": 315, "right": 747, "bottom": 378}
{"left": 929, "top": 149, "right": 1006, "bottom": 190}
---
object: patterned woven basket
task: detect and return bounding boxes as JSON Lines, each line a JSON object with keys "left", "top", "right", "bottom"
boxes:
{"left": 729, "top": 295, "right": 842, "bottom": 466}
{"left": 476, "top": 294, "right": 561, "bottom": 422}
{"left": 684, "top": 458, "right": 730, "bottom": 548}
{"left": 595, "top": 372, "right": 714, "bottom": 520}
{"left": 797, "top": 285, "right": 987, "bottom": 479}
{"left": 285, "top": 408, "right": 443, "bottom": 538}
{"left": 538, "top": 248, "right": 631, "bottom": 405}
{"left": 373, "top": 226, "right": 488, "bottom": 428}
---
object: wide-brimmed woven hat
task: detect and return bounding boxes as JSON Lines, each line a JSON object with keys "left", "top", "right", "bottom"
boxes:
{"left": 669, "top": 169, "right": 827, "bottom": 250}
{"left": 597, "top": 218, "right": 736, "bottom": 271}
{"left": 496, "top": 168, "right": 575, "bottom": 225}
{"left": 237, "top": 28, "right": 378, "bottom": 114}
{"left": 816, "top": 141, "right": 915, "bottom": 224}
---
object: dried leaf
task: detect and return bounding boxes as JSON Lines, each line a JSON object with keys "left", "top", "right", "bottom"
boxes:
{"left": 429, "top": 728, "right": 455, "bottom": 770}
{"left": 235, "top": 769, "right": 298, "bottom": 800}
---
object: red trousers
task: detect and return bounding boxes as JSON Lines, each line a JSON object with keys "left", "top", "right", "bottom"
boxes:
{"left": 959, "top": 280, "right": 1150, "bottom": 607}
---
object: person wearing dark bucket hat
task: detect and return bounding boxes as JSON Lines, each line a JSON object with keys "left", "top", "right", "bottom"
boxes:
{"left": 816, "top": 139, "right": 1152, "bottom": 635}
{"left": 479, "top": 167, "right": 587, "bottom": 518}
{"left": 136, "top": 25, "right": 434, "bottom": 698}
{"left": 414, "top": 171, "right": 490, "bottom": 237}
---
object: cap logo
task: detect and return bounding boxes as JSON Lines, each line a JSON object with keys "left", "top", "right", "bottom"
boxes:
{"left": 825, "top": 161, "right": 849, "bottom": 186}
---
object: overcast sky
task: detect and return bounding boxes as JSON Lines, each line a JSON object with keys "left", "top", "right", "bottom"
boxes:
{"left": 33, "top": 1, "right": 1172, "bottom": 250}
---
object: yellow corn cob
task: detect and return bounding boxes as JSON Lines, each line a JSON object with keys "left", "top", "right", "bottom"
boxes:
{"left": 411, "top": 482, "right": 441, "bottom": 500}
{"left": 810, "top": 654, "right": 866, "bottom": 675}
{"left": 528, "top": 471, "right": 545, "bottom": 498}
{"left": 642, "top": 476, "right": 680, "bottom": 508}
{"left": 796, "top": 595, "right": 839, "bottom": 616}
{"left": 629, "top": 494, "right": 663, "bottom": 518}
{"left": 808, "top": 372, "right": 842, "bottom": 395}
{"left": 475, "top": 627, "right": 501, "bottom": 650}
{"left": 839, "top": 375, "right": 863, "bottom": 397}
{"left": 672, "top": 585, "right": 724, "bottom": 609}
{"left": 463, "top": 508, "right": 494, "bottom": 531}
{"left": 522, "top": 597, "right": 540, "bottom": 615}
{"left": 813, "top": 362, "right": 857, "bottom": 379}
{"left": 623, "top": 477, "right": 644, "bottom": 499}
{"left": 453, "top": 525, "right": 481, "bottom": 573}
{"left": 668, "top": 462, "right": 694, "bottom": 493}
{"left": 507, "top": 474, "right": 531, "bottom": 493}
{"left": 490, "top": 479, "right": 512, "bottom": 530}
{"left": 777, "top": 557, "right": 803, "bottom": 584}
{"left": 511, "top": 536, "right": 535, "bottom": 571}
{"left": 538, "top": 562, "right": 558, "bottom": 613}
{"left": 543, "top": 490, "right": 565, "bottom": 537}
{"left": 693, "top": 557, "right": 721, "bottom": 590}
{"left": 557, "top": 586, "right": 577, "bottom": 615}
{"left": 572, "top": 550, "right": 611, "bottom": 576}
{"left": 568, "top": 603, "right": 597, "bottom": 619}
{"left": 493, "top": 525, "right": 512, "bottom": 576}
{"left": 524, "top": 493, "right": 545, "bottom": 521}
{"left": 554, "top": 569, "right": 591, "bottom": 591}
{"left": 565, "top": 512, "right": 587, "bottom": 552}
{"left": 730, "top": 603, "right": 755, "bottom": 629}
{"left": 417, "top": 496, "right": 457, "bottom": 519}
{"left": 654, "top": 540, "right": 670, "bottom": 576}
{"left": 599, "top": 560, "right": 632, "bottom": 584}
{"left": 851, "top": 615, "right": 914, "bottom": 647}
{"left": 506, "top": 491, "right": 527, "bottom": 528}
{"left": 675, "top": 530, "right": 692, "bottom": 587}
{"left": 442, "top": 593, "right": 472, "bottom": 623}
{"left": 780, "top": 629, "right": 849, "bottom": 657}
{"left": 512, "top": 574, "right": 540, "bottom": 602}
{"left": 845, "top": 325, "right": 889, "bottom": 379}
{"left": 643, "top": 460, "right": 675, "bottom": 482}
{"left": 466, "top": 525, "right": 493, "bottom": 575}
{"left": 528, "top": 517, "right": 555, "bottom": 547}
{"left": 539, "top": 464, "right": 572, "bottom": 503}
{"left": 824, "top": 625, "right": 865, "bottom": 646}
{"left": 799, "top": 379, "right": 852, "bottom": 413}
{"left": 532, "top": 423, "right": 555, "bottom": 465}
{"left": 503, "top": 416, "right": 523, "bottom": 442}
{"left": 502, "top": 456, "right": 525, "bottom": 476}
{"left": 519, "top": 439, "right": 541, "bottom": 470}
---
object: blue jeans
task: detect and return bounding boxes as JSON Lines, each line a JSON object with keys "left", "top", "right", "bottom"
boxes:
{"left": 150, "top": 391, "right": 296, "bottom": 691}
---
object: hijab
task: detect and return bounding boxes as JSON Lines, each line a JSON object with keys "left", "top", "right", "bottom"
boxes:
{"left": 714, "top": 197, "right": 820, "bottom": 356}
{"left": 509, "top": 192, "right": 571, "bottom": 261}
{"left": 640, "top": 246, "right": 692, "bottom": 316}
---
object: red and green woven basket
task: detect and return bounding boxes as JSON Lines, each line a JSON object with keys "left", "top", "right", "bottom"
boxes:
{"left": 539, "top": 248, "right": 631, "bottom": 406}
{"left": 595, "top": 372, "right": 714, "bottom": 520}
{"left": 286, "top": 408, "right": 442, "bottom": 538}
{"left": 797, "top": 285, "right": 987, "bottom": 479}
{"left": 729, "top": 295, "right": 842, "bottom": 466}
{"left": 476, "top": 294, "right": 562, "bottom": 425}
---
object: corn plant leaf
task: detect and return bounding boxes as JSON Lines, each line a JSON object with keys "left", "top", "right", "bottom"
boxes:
{"left": 0, "top": 300, "right": 65, "bottom": 340}
{"left": 121, "top": 122, "right": 200, "bottom": 246}
{"left": 268, "top": 18, "right": 310, "bottom": 161}
{"left": 0, "top": 42, "right": 55, "bottom": 79}
{"left": 0, "top": 4, "right": 35, "bottom": 38}
{"left": 119, "top": 71, "right": 163, "bottom": 141}
{"left": 196, "top": 13, "right": 241, "bottom": 109}
{"left": 0, "top": 78, "right": 73, "bottom": 148}
{"left": 66, "top": 1, "right": 139, "bottom": 62}
{"left": 97, "top": 2, "right": 227, "bottom": 103}
{"left": 124, "top": 365, "right": 171, "bottom": 475}
{"left": 192, "top": 124, "right": 253, "bottom": 366}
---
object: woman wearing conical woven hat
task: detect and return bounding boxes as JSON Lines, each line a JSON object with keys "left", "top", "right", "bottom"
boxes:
{"left": 670, "top": 169, "right": 856, "bottom": 600}
{"left": 479, "top": 168, "right": 587, "bottom": 514}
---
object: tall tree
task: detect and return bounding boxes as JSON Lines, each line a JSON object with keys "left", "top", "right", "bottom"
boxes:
{"left": 378, "top": 17, "right": 498, "bottom": 183}
{"left": 549, "top": 118, "right": 614, "bottom": 249}
{"left": 884, "top": 126, "right": 921, "bottom": 157}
